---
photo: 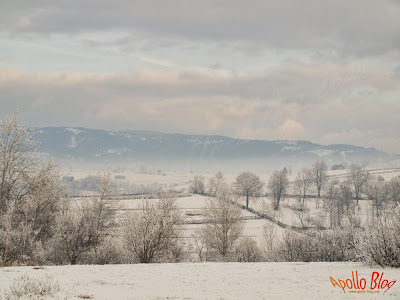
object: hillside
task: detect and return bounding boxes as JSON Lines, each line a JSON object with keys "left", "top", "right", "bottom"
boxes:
{"left": 32, "top": 127, "right": 399, "bottom": 171}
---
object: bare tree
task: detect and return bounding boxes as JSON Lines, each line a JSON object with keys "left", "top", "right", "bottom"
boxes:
{"left": 262, "top": 222, "right": 277, "bottom": 253}
{"left": 312, "top": 161, "right": 328, "bottom": 198}
{"left": 234, "top": 172, "right": 264, "bottom": 209}
{"left": 191, "top": 228, "right": 207, "bottom": 262}
{"left": 323, "top": 180, "right": 340, "bottom": 228}
{"left": 292, "top": 202, "right": 310, "bottom": 228}
{"left": 338, "top": 182, "right": 355, "bottom": 225}
{"left": 0, "top": 114, "right": 40, "bottom": 213}
{"left": 355, "top": 204, "right": 400, "bottom": 268}
{"left": 322, "top": 180, "right": 356, "bottom": 228}
{"left": 200, "top": 182, "right": 243, "bottom": 259}
{"left": 93, "top": 170, "right": 119, "bottom": 237}
{"left": 293, "top": 168, "right": 313, "bottom": 203}
{"left": 97, "top": 170, "right": 115, "bottom": 200}
{"left": 189, "top": 175, "right": 206, "bottom": 195}
{"left": 388, "top": 176, "right": 400, "bottom": 204}
{"left": 348, "top": 163, "right": 371, "bottom": 206}
{"left": 207, "top": 171, "right": 224, "bottom": 196}
{"left": 0, "top": 114, "right": 64, "bottom": 263}
{"left": 49, "top": 171, "right": 118, "bottom": 265}
{"left": 366, "top": 178, "right": 389, "bottom": 220}
{"left": 51, "top": 201, "right": 100, "bottom": 265}
{"left": 122, "top": 192, "right": 183, "bottom": 263}
{"left": 268, "top": 169, "right": 289, "bottom": 210}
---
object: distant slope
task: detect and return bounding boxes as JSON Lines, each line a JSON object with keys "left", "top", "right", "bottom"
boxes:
{"left": 32, "top": 127, "right": 399, "bottom": 169}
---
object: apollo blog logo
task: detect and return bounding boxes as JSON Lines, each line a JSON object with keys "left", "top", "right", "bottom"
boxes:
{"left": 330, "top": 271, "right": 397, "bottom": 294}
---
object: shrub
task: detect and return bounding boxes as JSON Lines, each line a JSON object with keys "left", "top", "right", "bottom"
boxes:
{"left": 2, "top": 274, "right": 60, "bottom": 300}
{"left": 235, "top": 237, "right": 263, "bottom": 262}
{"left": 275, "top": 228, "right": 358, "bottom": 262}
{"left": 356, "top": 205, "right": 400, "bottom": 268}
{"left": 122, "top": 192, "right": 183, "bottom": 263}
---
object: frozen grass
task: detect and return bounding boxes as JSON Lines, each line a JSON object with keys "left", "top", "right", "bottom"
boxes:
{"left": 0, "top": 263, "right": 399, "bottom": 299}
{"left": 0, "top": 274, "right": 62, "bottom": 300}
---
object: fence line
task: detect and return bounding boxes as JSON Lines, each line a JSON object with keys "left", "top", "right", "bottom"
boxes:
{"left": 230, "top": 200, "right": 327, "bottom": 231}
{"left": 177, "top": 215, "right": 260, "bottom": 225}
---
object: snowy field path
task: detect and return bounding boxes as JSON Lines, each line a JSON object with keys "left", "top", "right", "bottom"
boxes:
{"left": 1, "top": 262, "right": 399, "bottom": 299}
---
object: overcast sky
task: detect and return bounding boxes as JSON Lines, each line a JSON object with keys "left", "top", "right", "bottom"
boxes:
{"left": 1, "top": 0, "right": 399, "bottom": 153}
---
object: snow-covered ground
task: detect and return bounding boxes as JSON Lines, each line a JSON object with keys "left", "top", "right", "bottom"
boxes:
{"left": 249, "top": 196, "right": 372, "bottom": 228}
{"left": 1, "top": 263, "right": 399, "bottom": 299}
{"left": 97, "top": 194, "right": 284, "bottom": 246}
{"left": 63, "top": 168, "right": 400, "bottom": 257}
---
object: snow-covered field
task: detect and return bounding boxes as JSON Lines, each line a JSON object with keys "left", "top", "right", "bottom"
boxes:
{"left": 249, "top": 196, "right": 372, "bottom": 228}
{"left": 63, "top": 167, "right": 400, "bottom": 195}
{"left": 1, "top": 263, "right": 399, "bottom": 299}
{"left": 77, "top": 194, "right": 283, "bottom": 245}
{"left": 67, "top": 165, "right": 400, "bottom": 244}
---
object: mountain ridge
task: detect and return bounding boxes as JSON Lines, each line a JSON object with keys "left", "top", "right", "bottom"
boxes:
{"left": 30, "top": 127, "right": 400, "bottom": 171}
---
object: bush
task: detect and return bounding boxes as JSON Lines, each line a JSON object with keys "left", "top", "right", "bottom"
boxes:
{"left": 84, "top": 237, "right": 124, "bottom": 265}
{"left": 356, "top": 205, "right": 400, "bottom": 267}
{"left": 122, "top": 193, "right": 183, "bottom": 263}
{"left": 275, "top": 228, "right": 358, "bottom": 262}
{"left": 277, "top": 230, "right": 315, "bottom": 262}
{"left": 189, "top": 175, "right": 205, "bottom": 195}
{"left": 235, "top": 237, "right": 263, "bottom": 262}
{"left": 2, "top": 274, "right": 60, "bottom": 300}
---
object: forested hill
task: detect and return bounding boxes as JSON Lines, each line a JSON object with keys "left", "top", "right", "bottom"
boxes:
{"left": 31, "top": 127, "right": 398, "bottom": 168}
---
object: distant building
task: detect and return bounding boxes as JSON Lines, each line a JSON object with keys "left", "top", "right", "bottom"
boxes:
{"left": 114, "top": 175, "right": 126, "bottom": 180}
{"left": 62, "top": 176, "right": 74, "bottom": 182}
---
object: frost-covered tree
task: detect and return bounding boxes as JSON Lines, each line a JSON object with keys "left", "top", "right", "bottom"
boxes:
{"left": 323, "top": 180, "right": 340, "bottom": 228}
{"left": 292, "top": 201, "right": 310, "bottom": 228}
{"left": 122, "top": 192, "right": 183, "bottom": 263}
{"left": 0, "top": 114, "right": 64, "bottom": 263}
{"left": 49, "top": 171, "right": 118, "bottom": 265}
{"left": 388, "top": 176, "right": 400, "bottom": 204}
{"left": 366, "top": 178, "right": 390, "bottom": 220}
{"left": 234, "top": 172, "right": 264, "bottom": 209}
{"left": 207, "top": 171, "right": 224, "bottom": 196}
{"left": 92, "top": 170, "right": 119, "bottom": 236}
{"left": 348, "top": 163, "right": 371, "bottom": 205}
{"left": 200, "top": 182, "right": 243, "bottom": 259}
{"left": 51, "top": 201, "right": 100, "bottom": 265}
{"left": 312, "top": 161, "right": 328, "bottom": 198}
{"left": 293, "top": 168, "right": 313, "bottom": 203}
{"left": 322, "top": 180, "right": 355, "bottom": 228}
{"left": 356, "top": 204, "right": 400, "bottom": 268}
{"left": 189, "top": 175, "right": 206, "bottom": 195}
{"left": 268, "top": 169, "right": 289, "bottom": 210}
{"left": 191, "top": 228, "right": 208, "bottom": 262}
{"left": 235, "top": 237, "right": 263, "bottom": 262}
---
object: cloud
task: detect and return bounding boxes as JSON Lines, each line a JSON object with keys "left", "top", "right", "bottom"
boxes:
{"left": 1, "top": 64, "right": 399, "bottom": 153}
{"left": 1, "top": 1, "right": 400, "bottom": 58}
{"left": 276, "top": 120, "right": 305, "bottom": 140}
{"left": 1, "top": 1, "right": 399, "bottom": 156}
{"left": 321, "top": 128, "right": 364, "bottom": 145}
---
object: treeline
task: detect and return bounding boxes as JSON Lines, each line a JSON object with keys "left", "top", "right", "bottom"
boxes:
{"left": 190, "top": 162, "right": 400, "bottom": 226}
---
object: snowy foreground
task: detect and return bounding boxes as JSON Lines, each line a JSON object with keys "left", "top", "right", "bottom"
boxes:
{"left": 1, "top": 262, "right": 399, "bottom": 299}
